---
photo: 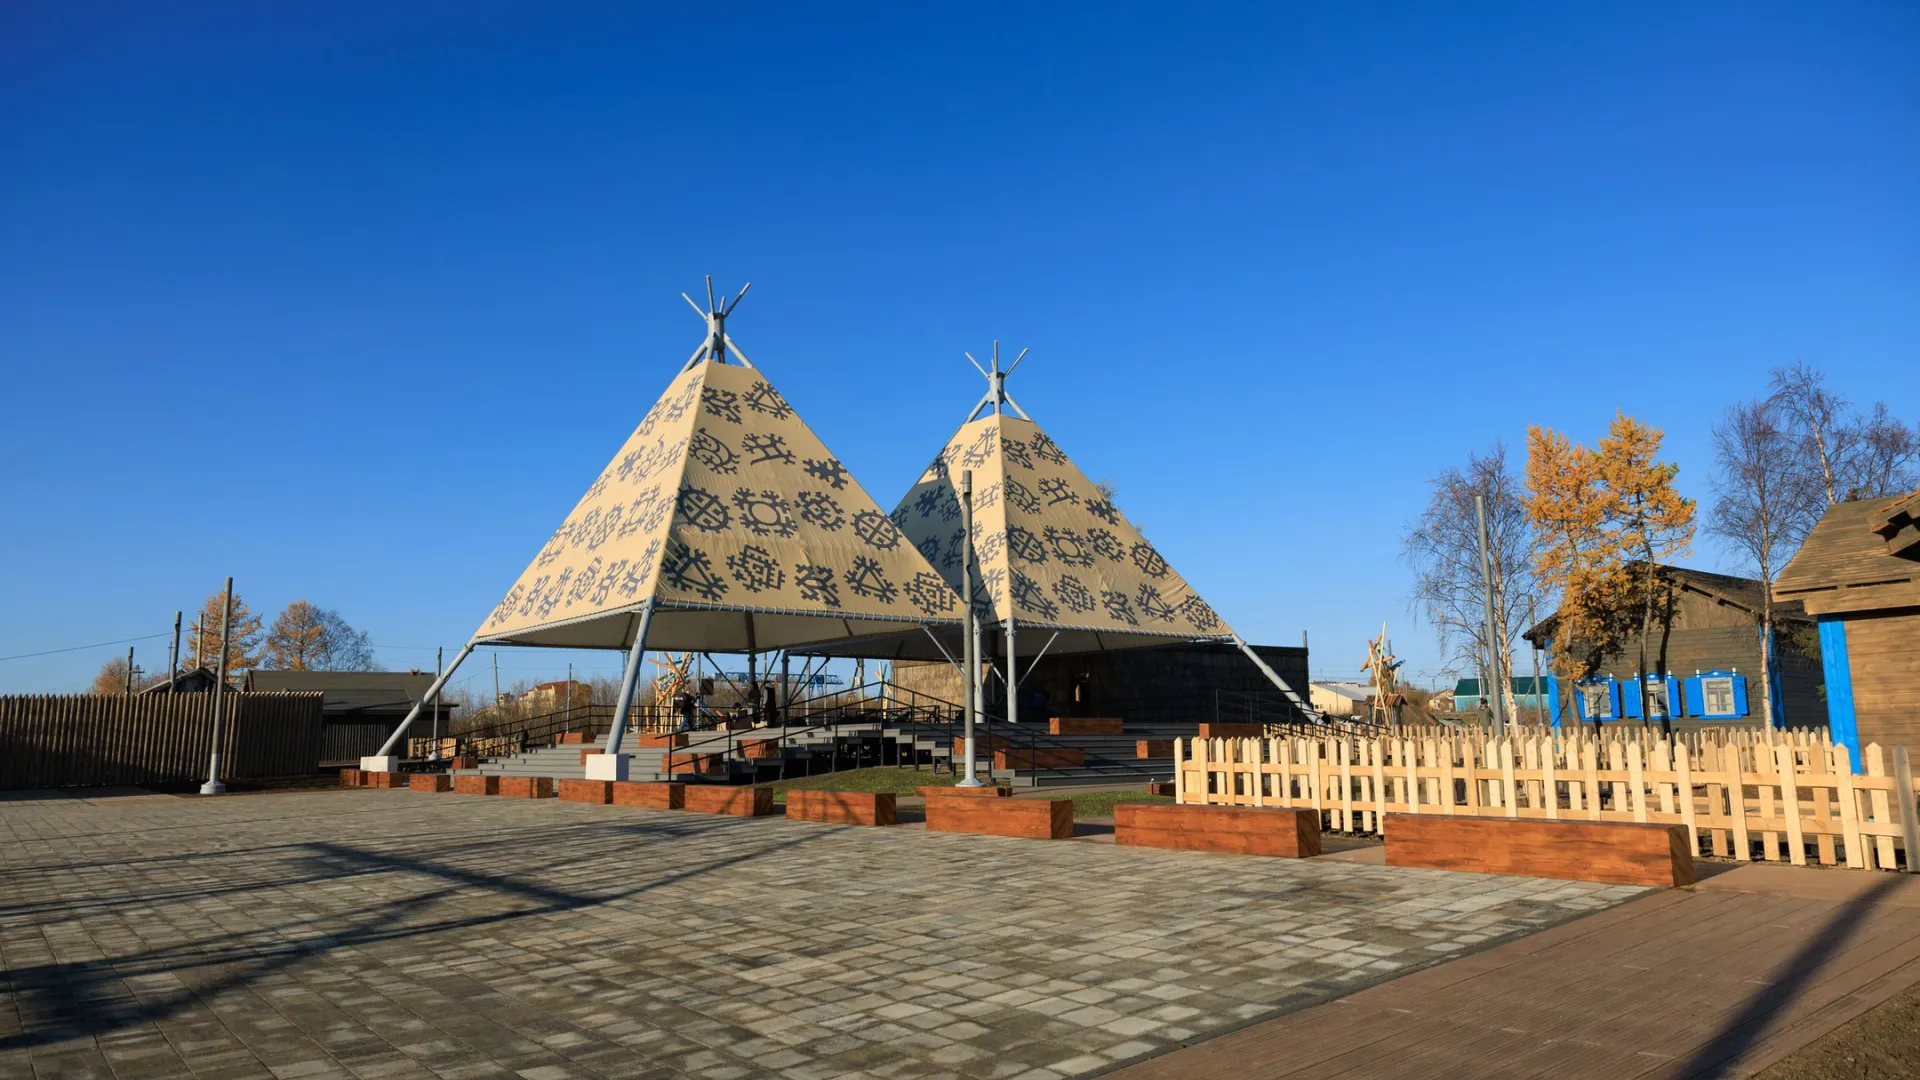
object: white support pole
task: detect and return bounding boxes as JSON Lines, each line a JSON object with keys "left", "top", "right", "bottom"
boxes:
{"left": 365, "top": 642, "right": 476, "bottom": 771}
{"left": 599, "top": 601, "right": 657, "bottom": 772}
{"left": 199, "top": 578, "right": 235, "bottom": 795}
{"left": 958, "top": 469, "right": 982, "bottom": 787}
{"left": 1004, "top": 618, "right": 1018, "bottom": 728}
{"left": 1230, "top": 634, "right": 1317, "bottom": 722}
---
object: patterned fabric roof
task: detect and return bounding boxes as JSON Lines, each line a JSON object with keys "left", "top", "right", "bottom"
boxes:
{"left": 475, "top": 361, "right": 961, "bottom": 651}
{"left": 889, "top": 414, "right": 1229, "bottom": 641}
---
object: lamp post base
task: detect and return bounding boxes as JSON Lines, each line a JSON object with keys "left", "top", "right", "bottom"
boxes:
{"left": 198, "top": 780, "right": 227, "bottom": 795}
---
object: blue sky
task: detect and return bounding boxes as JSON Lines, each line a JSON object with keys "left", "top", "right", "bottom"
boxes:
{"left": 3, "top": 2, "right": 1916, "bottom": 695}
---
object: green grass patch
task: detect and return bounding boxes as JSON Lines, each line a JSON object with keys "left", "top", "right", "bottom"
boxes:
{"left": 1061, "top": 790, "right": 1174, "bottom": 818}
{"left": 762, "top": 767, "right": 984, "bottom": 802}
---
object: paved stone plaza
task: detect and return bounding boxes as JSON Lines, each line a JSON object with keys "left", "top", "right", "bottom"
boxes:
{"left": 0, "top": 788, "right": 1645, "bottom": 1080}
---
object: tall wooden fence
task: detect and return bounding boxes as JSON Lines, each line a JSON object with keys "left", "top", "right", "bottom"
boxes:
{"left": 1174, "top": 728, "right": 1920, "bottom": 874}
{"left": 0, "top": 693, "right": 325, "bottom": 790}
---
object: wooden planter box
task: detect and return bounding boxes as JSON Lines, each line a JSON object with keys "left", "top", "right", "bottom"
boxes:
{"left": 786, "top": 790, "right": 896, "bottom": 826}
{"left": 1196, "top": 723, "right": 1263, "bottom": 740}
{"left": 1050, "top": 716, "right": 1124, "bottom": 735}
{"left": 1383, "top": 813, "right": 1694, "bottom": 888}
{"left": 1136, "top": 740, "right": 1174, "bottom": 759}
{"left": 927, "top": 796, "right": 1073, "bottom": 839}
{"left": 408, "top": 774, "right": 452, "bottom": 793}
{"left": 993, "top": 748, "right": 1085, "bottom": 770}
{"left": 918, "top": 785, "right": 1010, "bottom": 799}
{"left": 339, "top": 769, "right": 362, "bottom": 787}
{"left": 453, "top": 774, "right": 500, "bottom": 796}
{"left": 554, "top": 732, "right": 589, "bottom": 746}
{"left": 447, "top": 756, "right": 479, "bottom": 770}
{"left": 559, "top": 779, "right": 613, "bottom": 804}
{"left": 498, "top": 776, "right": 555, "bottom": 799}
{"left": 611, "top": 781, "right": 684, "bottom": 809}
{"left": 741, "top": 738, "right": 783, "bottom": 760}
{"left": 950, "top": 735, "right": 1013, "bottom": 755}
{"left": 665, "top": 752, "right": 726, "bottom": 774}
{"left": 1145, "top": 781, "right": 1175, "bottom": 797}
{"left": 637, "top": 732, "right": 689, "bottom": 748}
{"left": 1115, "top": 803, "right": 1320, "bottom": 857}
{"left": 683, "top": 785, "right": 773, "bottom": 817}
{"left": 364, "top": 771, "right": 404, "bottom": 789}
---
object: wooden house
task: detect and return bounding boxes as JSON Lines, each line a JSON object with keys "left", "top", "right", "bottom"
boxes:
{"left": 1774, "top": 489, "right": 1920, "bottom": 764}
{"left": 1523, "top": 566, "right": 1822, "bottom": 728}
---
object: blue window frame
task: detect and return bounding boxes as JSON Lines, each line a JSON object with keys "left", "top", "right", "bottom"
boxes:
{"left": 1682, "top": 670, "right": 1749, "bottom": 719}
{"left": 1574, "top": 676, "right": 1620, "bottom": 721}
{"left": 1620, "top": 673, "right": 1683, "bottom": 720}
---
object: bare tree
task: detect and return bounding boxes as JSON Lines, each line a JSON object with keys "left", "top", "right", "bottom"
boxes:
{"left": 1709, "top": 399, "right": 1814, "bottom": 726}
{"left": 1405, "top": 443, "right": 1550, "bottom": 714}
{"left": 1770, "top": 362, "right": 1920, "bottom": 516}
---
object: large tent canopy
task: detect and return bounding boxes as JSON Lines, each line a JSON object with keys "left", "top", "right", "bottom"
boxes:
{"left": 367, "top": 282, "right": 964, "bottom": 768}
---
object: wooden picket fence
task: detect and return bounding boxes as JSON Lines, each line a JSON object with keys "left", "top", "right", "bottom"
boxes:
{"left": 0, "top": 693, "right": 326, "bottom": 789}
{"left": 1174, "top": 728, "right": 1920, "bottom": 874}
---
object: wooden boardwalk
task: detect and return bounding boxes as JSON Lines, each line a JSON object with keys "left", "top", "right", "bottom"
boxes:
{"left": 1106, "top": 863, "right": 1920, "bottom": 1080}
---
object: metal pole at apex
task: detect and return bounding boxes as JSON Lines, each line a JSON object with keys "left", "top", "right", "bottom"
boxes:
{"left": 199, "top": 578, "right": 234, "bottom": 795}
{"left": 957, "top": 469, "right": 983, "bottom": 787}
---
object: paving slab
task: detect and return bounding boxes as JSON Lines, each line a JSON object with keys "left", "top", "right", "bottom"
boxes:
{"left": 0, "top": 787, "right": 1641, "bottom": 1078}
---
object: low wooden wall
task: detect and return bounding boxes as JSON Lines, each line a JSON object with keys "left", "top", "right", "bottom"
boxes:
{"left": 612, "top": 781, "right": 683, "bottom": 809}
{"left": 684, "top": 786, "right": 773, "bottom": 816}
{"left": 926, "top": 797, "right": 1072, "bottom": 839}
{"left": 0, "top": 692, "right": 325, "bottom": 790}
{"left": 919, "top": 785, "right": 1009, "bottom": 798}
{"left": 994, "top": 748, "right": 1084, "bottom": 770}
{"left": 1137, "top": 740, "right": 1174, "bottom": 759}
{"left": 454, "top": 775, "right": 500, "bottom": 796}
{"left": 559, "top": 779, "right": 612, "bottom": 804}
{"left": 1114, "top": 803, "right": 1319, "bottom": 857}
{"left": 1050, "top": 717, "right": 1124, "bottom": 735}
{"left": 787, "top": 790, "right": 895, "bottom": 826}
{"left": 1196, "top": 723, "right": 1264, "bottom": 740}
{"left": 1384, "top": 813, "right": 1693, "bottom": 887}
{"left": 408, "top": 774, "right": 451, "bottom": 793}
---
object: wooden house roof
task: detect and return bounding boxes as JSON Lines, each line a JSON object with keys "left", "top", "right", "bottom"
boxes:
{"left": 1774, "top": 489, "right": 1920, "bottom": 616}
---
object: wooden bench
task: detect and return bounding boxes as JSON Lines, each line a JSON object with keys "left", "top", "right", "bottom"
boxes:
{"left": 498, "top": 776, "right": 555, "bottom": 799}
{"left": 786, "top": 790, "right": 896, "bottom": 826}
{"left": 637, "top": 732, "right": 688, "bottom": 748}
{"left": 1383, "top": 813, "right": 1694, "bottom": 888}
{"left": 1136, "top": 740, "right": 1174, "bottom": 759}
{"left": 741, "top": 738, "right": 783, "bottom": 760}
{"left": 950, "top": 735, "right": 1013, "bottom": 755}
{"left": 917, "top": 785, "right": 1010, "bottom": 798}
{"left": 1196, "top": 723, "right": 1263, "bottom": 740}
{"left": 1115, "top": 803, "right": 1320, "bottom": 857}
{"left": 993, "top": 748, "right": 1084, "bottom": 770}
{"left": 683, "top": 785, "right": 773, "bottom": 817}
{"left": 558, "top": 779, "right": 612, "bottom": 804}
{"left": 665, "top": 752, "right": 726, "bottom": 775}
{"left": 926, "top": 796, "right": 1073, "bottom": 840}
{"left": 453, "top": 775, "right": 500, "bottom": 796}
{"left": 611, "top": 781, "right": 684, "bottom": 809}
{"left": 1049, "top": 717, "right": 1124, "bottom": 735}
{"left": 408, "top": 774, "right": 452, "bottom": 793}
{"left": 554, "top": 732, "right": 589, "bottom": 745}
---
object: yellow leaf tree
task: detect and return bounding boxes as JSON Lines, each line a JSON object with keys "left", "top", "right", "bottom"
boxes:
{"left": 182, "top": 586, "right": 265, "bottom": 677}
{"left": 1596, "top": 413, "right": 1697, "bottom": 734}
{"left": 1524, "top": 416, "right": 1695, "bottom": 732}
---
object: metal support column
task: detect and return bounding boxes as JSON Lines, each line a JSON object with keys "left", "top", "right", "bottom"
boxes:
{"left": 957, "top": 470, "right": 982, "bottom": 787}
{"left": 199, "top": 578, "right": 235, "bottom": 795}
{"left": 603, "top": 600, "right": 657, "bottom": 762}
{"left": 368, "top": 642, "right": 477, "bottom": 764}
{"left": 1004, "top": 618, "right": 1017, "bottom": 727}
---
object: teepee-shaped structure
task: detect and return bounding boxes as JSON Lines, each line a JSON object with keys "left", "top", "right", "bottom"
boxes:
{"left": 363, "top": 282, "right": 962, "bottom": 775}
{"left": 842, "top": 345, "right": 1315, "bottom": 723}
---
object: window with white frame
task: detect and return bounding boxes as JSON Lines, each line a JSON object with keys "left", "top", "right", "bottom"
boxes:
{"left": 1580, "top": 683, "right": 1611, "bottom": 718}
{"left": 1701, "top": 675, "right": 1735, "bottom": 716}
{"left": 1646, "top": 680, "right": 1671, "bottom": 720}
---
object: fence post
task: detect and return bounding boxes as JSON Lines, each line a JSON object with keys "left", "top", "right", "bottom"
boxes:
{"left": 1895, "top": 745, "right": 1919, "bottom": 875}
